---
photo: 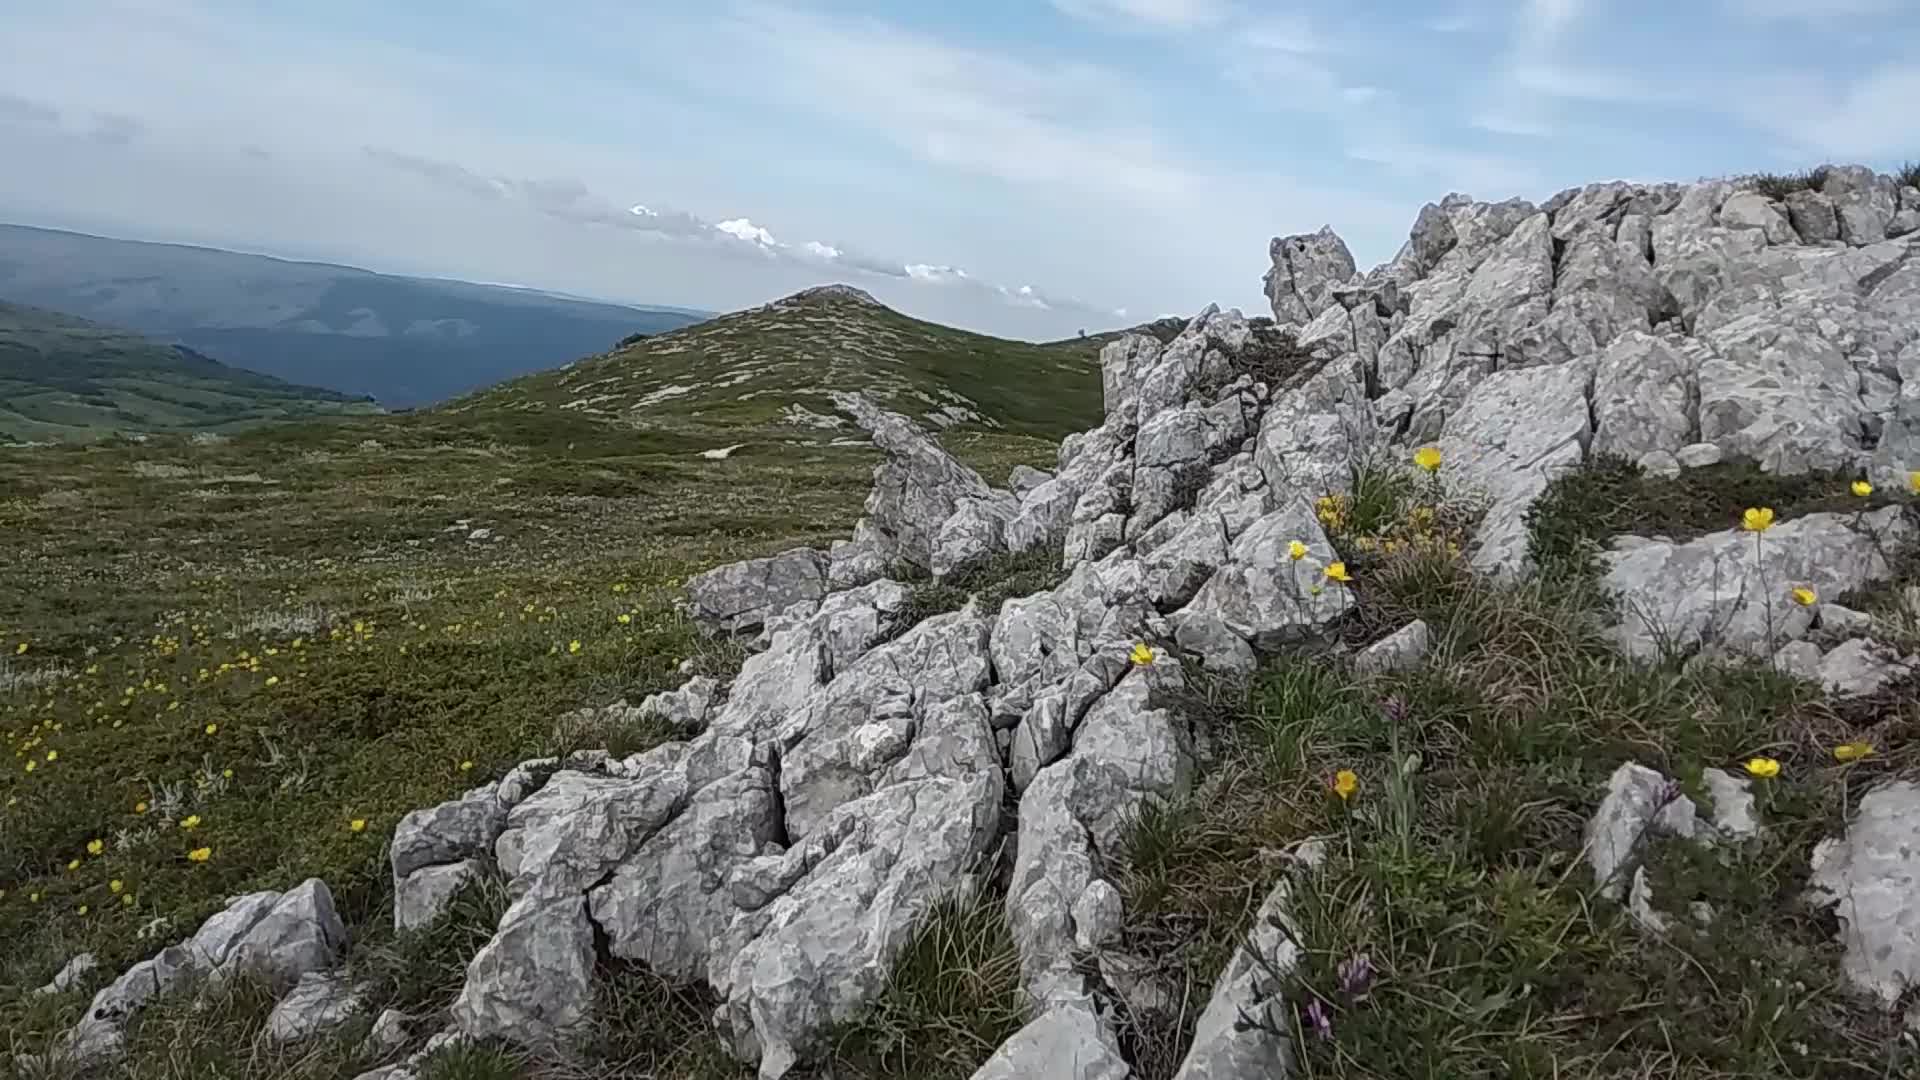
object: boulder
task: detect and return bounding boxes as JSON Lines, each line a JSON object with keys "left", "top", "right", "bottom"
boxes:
{"left": 1808, "top": 781, "right": 1920, "bottom": 1006}
{"left": 686, "top": 548, "right": 830, "bottom": 637}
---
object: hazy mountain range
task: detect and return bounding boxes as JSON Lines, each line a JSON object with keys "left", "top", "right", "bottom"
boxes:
{"left": 0, "top": 224, "right": 710, "bottom": 408}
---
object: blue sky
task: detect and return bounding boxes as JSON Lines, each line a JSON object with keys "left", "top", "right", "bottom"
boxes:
{"left": 1, "top": 0, "right": 1916, "bottom": 339}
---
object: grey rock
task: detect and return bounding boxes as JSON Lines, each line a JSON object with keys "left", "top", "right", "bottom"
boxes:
{"left": 34, "top": 953, "right": 98, "bottom": 996}
{"left": 452, "top": 893, "right": 597, "bottom": 1051}
{"left": 1266, "top": 227, "right": 1358, "bottom": 325}
{"left": 590, "top": 755, "right": 781, "bottom": 983}
{"left": 391, "top": 784, "right": 508, "bottom": 881}
{"left": 1815, "top": 603, "right": 1874, "bottom": 642}
{"left": 1774, "top": 639, "right": 1825, "bottom": 682}
{"left": 1590, "top": 331, "right": 1696, "bottom": 461}
{"left": 1823, "top": 165, "right": 1899, "bottom": 246}
{"left": 1702, "top": 767, "right": 1761, "bottom": 839}
{"left": 636, "top": 676, "right": 719, "bottom": 731}
{"left": 395, "top": 859, "right": 481, "bottom": 933}
{"left": 1816, "top": 638, "right": 1915, "bottom": 697}
{"left": 712, "top": 774, "right": 1001, "bottom": 1079}
{"left": 1720, "top": 191, "right": 1796, "bottom": 244}
{"left": 1676, "top": 441, "right": 1724, "bottom": 469}
{"left": 1587, "top": 763, "right": 1678, "bottom": 900}
{"left": 1638, "top": 450, "right": 1682, "bottom": 480}
{"left": 1438, "top": 359, "right": 1594, "bottom": 577}
{"left": 1808, "top": 781, "right": 1920, "bottom": 1005}
{"left": 1172, "top": 608, "right": 1257, "bottom": 676}
{"left": 832, "top": 392, "right": 1016, "bottom": 577}
{"left": 265, "top": 972, "right": 365, "bottom": 1043}
{"left": 1253, "top": 358, "right": 1373, "bottom": 500}
{"left": 1602, "top": 507, "right": 1912, "bottom": 660}
{"left": 966, "top": 995, "right": 1129, "bottom": 1080}
{"left": 1175, "top": 498, "right": 1352, "bottom": 652}
{"left": 686, "top": 547, "right": 829, "bottom": 636}
{"left": 933, "top": 499, "right": 1013, "bottom": 582}
{"left": 183, "top": 889, "right": 282, "bottom": 971}
{"left": 1173, "top": 863, "right": 1316, "bottom": 1079}
{"left": 1785, "top": 189, "right": 1840, "bottom": 244}
{"left": 226, "top": 879, "right": 348, "bottom": 994}
{"left": 1353, "top": 619, "right": 1431, "bottom": 676}
{"left": 1009, "top": 464, "right": 1053, "bottom": 496}
{"left": 1071, "top": 880, "right": 1124, "bottom": 950}
{"left": 1141, "top": 510, "right": 1231, "bottom": 611}
{"left": 365, "top": 1008, "right": 411, "bottom": 1058}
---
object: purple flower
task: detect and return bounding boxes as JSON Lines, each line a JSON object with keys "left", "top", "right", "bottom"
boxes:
{"left": 1380, "top": 695, "right": 1410, "bottom": 725}
{"left": 1337, "top": 953, "right": 1374, "bottom": 1000}
{"left": 1304, "top": 999, "right": 1333, "bottom": 1041}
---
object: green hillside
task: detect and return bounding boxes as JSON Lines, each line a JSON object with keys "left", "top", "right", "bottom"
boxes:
{"left": 0, "top": 302, "right": 381, "bottom": 443}
{"left": 448, "top": 285, "right": 1106, "bottom": 441}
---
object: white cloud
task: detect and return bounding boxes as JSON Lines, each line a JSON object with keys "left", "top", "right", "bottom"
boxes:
{"left": 1730, "top": 65, "right": 1920, "bottom": 157}
{"left": 800, "top": 240, "right": 841, "bottom": 259}
{"left": 715, "top": 217, "right": 779, "bottom": 246}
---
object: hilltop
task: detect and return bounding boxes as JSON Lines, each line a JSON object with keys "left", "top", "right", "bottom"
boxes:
{"left": 2, "top": 163, "right": 1920, "bottom": 1080}
{"left": 0, "top": 224, "right": 708, "bottom": 408}
{"left": 450, "top": 284, "right": 1107, "bottom": 443}
{"left": 0, "top": 301, "right": 380, "bottom": 443}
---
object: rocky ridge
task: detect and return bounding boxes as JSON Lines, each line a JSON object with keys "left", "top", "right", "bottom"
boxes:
{"left": 25, "top": 165, "right": 1920, "bottom": 1078}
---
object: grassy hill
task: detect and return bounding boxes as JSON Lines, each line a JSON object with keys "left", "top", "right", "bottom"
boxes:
{"left": 450, "top": 284, "right": 1106, "bottom": 442}
{"left": 0, "top": 284, "right": 1101, "bottom": 1079}
{"left": 0, "top": 224, "right": 710, "bottom": 408}
{"left": 0, "top": 301, "right": 382, "bottom": 443}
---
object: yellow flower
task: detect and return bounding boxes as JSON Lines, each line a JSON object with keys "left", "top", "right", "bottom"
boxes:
{"left": 1741, "top": 507, "right": 1775, "bottom": 532}
{"left": 264, "top": 676, "right": 280, "bottom": 687}
{"left": 187, "top": 847, "right": 212, "bottom": 863}
{"left": 221, "top": 768, "right": 233, "bottom": 779}
{"left": 348, "top": 818, "right": 367, "bottom": 833}
{"left": 122, "top": 893, "right": 135, "bottom": 906}
{"left": 45, "top": 750, "right": 56, "bottom": 762}
{"left": 1851, "top": 479, "right": 1873, "bottom": 497}
{"left": 66, "top": 858, "right": 80, "bottom": 871}
{"left": 1910, "top": 471, "right": 1920, "bottom": 495}
{"left": 180, "top": 814, "right": 201, "bottom": 830}
{"left": 134, "top": 801, "right": 148, "bottom": 814}
{"left": 109, "top": 879, "right": 123, "bottom": 894}
{"left": 13, "top": 642, "right": 25, "bottom": 655}
{"left": 1324, "top": 562, "right": 1352, "bottom": 583}
{"left": 1744, "top": 757, "right": 1781, "bottom": 779}
{"left": 1332, "top": 769, "right": 1359, "bottom": 800}
{"left": 29, "top": 891, "right": 40, "bottom": 903}
{"left": 568, "top": 639, "right": 582, "bottom": 655}
{"left": 459, "top": 760, "right": 474, "bottom": 772}
{"left": 86, "top": 838, "right": 104, "bottom": 856}
{"left": 204, "top": 723, "right": 218, "bottom": 735}
{"left": 23, "top": 761, "right": 35, "bottom": 774}
{"left": 617, "top": 613, "right": 632, "bottom": 625}
{"left": 1129, "top": 643, "right": 1154, "bottom": 666}
{"left": 1833, "top": 741, "right": 1875, "bottom": 763}
{"left": 1412, "top": 446, "right": 1443, "bottom": 473}
{"left": 1790, "top": 586, "right": 1817, "bottom": 607}
{"left": 1287, "top": 540, "right": 1308, "bottom": 561}
{"left": 76, "top": 904, "right": 88, "bottom": 916}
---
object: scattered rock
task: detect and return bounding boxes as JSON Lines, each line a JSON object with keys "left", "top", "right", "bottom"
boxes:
{"left": 1808, "top": 781, "right": 1920, "bottom": 1006}
{"left": 265, "top": 972, "right": 366, "bottom": 1043}
{"left": 686, "top": 548, "right": 830, "bottom": 637}
{"left": 34, "top": 953, "right": 98, "bottom": 996}
{"left": 1353, "top": 619, "right": 1430, "bottom": 676}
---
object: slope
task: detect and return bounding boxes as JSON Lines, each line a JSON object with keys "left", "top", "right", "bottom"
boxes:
{"left": 0, "top": 224, "right": 710, "bottom": 408}
{"left": 447, "top": 284, "right": 1106, "bottom": 442}
{"left": 0, "top": 301, "right": 381, "bottom": 443}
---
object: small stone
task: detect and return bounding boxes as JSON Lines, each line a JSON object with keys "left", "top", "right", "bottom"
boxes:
{"left": 1637, "top": 449, "right": 1682, "bottom": 480}
{"left": 1675, "top": 442, "right": 1723, "bottom": 469}
{"left": 34, "top": 953, "right": 98, "bottom": 996}
{"left": 1354, "top": 620, "right": 1431, "bottom": 676}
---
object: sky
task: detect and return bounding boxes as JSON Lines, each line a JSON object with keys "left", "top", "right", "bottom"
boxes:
{"left": 1, "top": 0, "right": 1917, "bottom": 340}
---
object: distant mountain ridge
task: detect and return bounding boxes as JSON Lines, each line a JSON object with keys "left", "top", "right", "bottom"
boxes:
{"left": 448, "top": 283, "right": 1108, "bottom": 441}
{"left": 0, "top": 300, "right": 380, "bottom": 442}
{"left": 0, "top": 224, "right": 711, "bottom": 408}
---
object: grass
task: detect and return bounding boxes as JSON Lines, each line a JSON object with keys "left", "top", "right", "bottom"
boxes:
{"left": 1523, "top": 454, "right": 1900, "bottom": 583}
{"left": 1113, "top": 460, "right": 1920, "bottom": 1078}
{"left": 1748, "top": 166, "right": 1832, "bottom": 201}
{"left": 0, "top": 301, "right": 378, "bottom": 444}
{"left": 893, "top": 546, "right": 1074, "bottom": 631}
{"left": 0, "top": 335, "right": 1090, "bottom": 1076}
{"left": 449, "top": 288, "right": 1106, "bottom": 443}
{"left": 1897, "top": 162, "right": 1920, "bottom": 192}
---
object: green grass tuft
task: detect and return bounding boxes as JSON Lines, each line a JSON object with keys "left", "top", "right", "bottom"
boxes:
{"left": 1748, "top": 165, "right": 1832, "bottom": 200}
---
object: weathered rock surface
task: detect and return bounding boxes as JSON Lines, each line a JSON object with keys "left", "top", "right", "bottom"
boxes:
{"left": 687, "top": 547, "right": 831, "bottom": 636}
{"left": 265, "top": 971, "right": 366, "bottom": 1043}
{"left": 1602, "top": 507, "right": 1912, "bottom": 660}
{"left": 1809, "top": 781, "right": 1920, "bottom": 1006}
